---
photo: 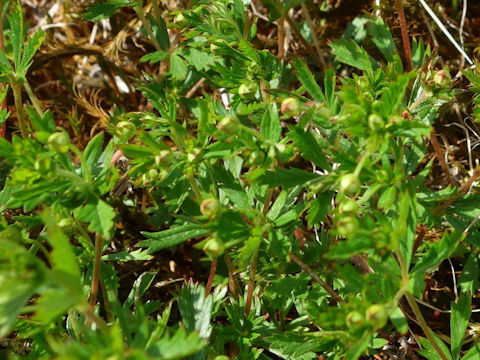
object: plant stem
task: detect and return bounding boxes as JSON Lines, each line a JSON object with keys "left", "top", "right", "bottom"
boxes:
{"left": 430, "top": 132, "right": 455, "bottom": 187}
{"left": 300, "top": 3, "right": 326, "bottom": 67}
{"left": 224, "top": 252, "right": 240, "bottom": 298}
{"left": 134, "top": 2, "right": 162, "bottom": 51}
{"left": 285, "top": 15, "right": 326, "bottom": 68}
{"left": 277, "top": 16, "right": 285, "bottom": 60}
{"left": 245, "top": 249, "right": 258, "bottom": 315}
{"left": 23, "top": 79, "right": 44, "bottom": 117}
{"left": 205, "top": 258, "right": 217, "bottom": 296}
{"left": 89, "top": 233, "right": 103, "bottom": 310}
{"left": 405, "top": 292, "right": 449, "bottom": 360}
{"left": 10, "top": 78, "right": 28, "bottom": 138}
{"left": 289, "top": 252, "right": 342, "bottom": 304}
{"left": 395, "top": 0, "right": 413, "bottom": 71}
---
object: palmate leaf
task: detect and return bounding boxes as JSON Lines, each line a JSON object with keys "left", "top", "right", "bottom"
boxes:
{"left": 261, "top": 103, "right": 281, "bottom": 142}
{"left": 74, "top": 198, "right": 116, "bottom": 239}
{"left": 139, "top": 224, "right": 210, "bottom": 254}
{"left": 147, "top": 327, "right": 206, "bottom": 359}
{"left": 177, "top": 283, "right": 212, "bottom": 339}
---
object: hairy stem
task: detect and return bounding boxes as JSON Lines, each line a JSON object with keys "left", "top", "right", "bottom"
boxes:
{"left": 23, "top": 79, "right": 44, "bottom": 117}
{"left": 430, "top": 133, "right": 455, "bottom": 187}
{"left": 10, "top": 78, "right": 28, "bottom": 138}
{"left": 277, "top": 17, "right": 285, "bottom": 60}
{"left": 134, "top": 2, "right": 162, "bottom": 51}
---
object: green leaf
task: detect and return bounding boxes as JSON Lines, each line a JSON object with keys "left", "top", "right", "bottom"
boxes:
{"left": 291, "top": 57, "right": 326, "bottom": 102}
{"left": 368, "top": 17, "right": 398, "bottom": 63}
{"left": 257, "top": 167, "right": 319, "bottom": 188}
{"left": 170, "top": 53, "right": 188, "bottom": 80}
{"left": 306, "top": 192, "right": 333, "bottom": 227}
{"left": 74, "top": 199, "right": 116, "bottom": 239}
{"left": 387, "top": 120, "right": 431, "bottom": 142}
{"left": 290, "top": 126, "right": 331, "bottom": 170}
{"left": 19, "top": 29, "right": 45, "bottom": 76}
{"left": 417, "top": 333, "right": 453, "bottom": 360}
{"left": 0, "top": 137, "right": 13, "bottom": 157}
{"left": 140, "top": 49, "right": 170, "bottom": 64}
{"left": 180, "top": 47, "right": 216, "bottom": 71}
{"left": 41, "top": 210, "right": 81, "bottom": 279}
{"left": 102, "top": 249, "right": 153, "bottom": 262}
{"left": 463, "top": 345, "right": 480, "bottom": 360}
{"left": 83, "top": 0, "right": 133, "bottom": 22}
{"left": 329, "top": 39, "right": 374, "bottom": 74}
{"left": 27, "top": 108, "right": 55, "bottom": 133}
{"left": 177, "top": 283, "right": 212, "bottom": 338}
{"left": 458, "top": 254, "right": 478, "bottom": 293}
{"left": 379, "top": 72, "right": 412, "bottom": 118}
{"left": 8, "top": 2, "right": 23, "bottom": 72}
{"left": 83, "top": 133, "right": 104, "bottom": 171}
{"left": 451, "top": 295, "right": 471, "bottom": 360}
{"left": 124, "top": 271, "right": 157, "bottom": 308}
{"left": 411, "top": 231, "right": 461, "bottom": 278}
{"left": 389, "top": 306, "right": 408, "bottom": 334}
{"left": 139, "top": 224, "right": 210, "bottom": 254}
{"left": 147, "top": 327, "right": 206, "bottom": 359}
{"left": 261, "top": 103, "right": 281, "bottom": 142}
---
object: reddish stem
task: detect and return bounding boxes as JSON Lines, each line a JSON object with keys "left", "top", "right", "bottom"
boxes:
{"left": 205, "top": 258, "right": 217, "bottom": 296}
{"left": 396, "top": 0, "right": 413, "bottom": 71}
{"left": 430, "top": 133, "right": 455, "bottom": 187}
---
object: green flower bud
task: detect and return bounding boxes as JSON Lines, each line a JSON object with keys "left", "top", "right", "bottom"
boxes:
{"left": 336, "top": 216, "right": 359, "bottom": 237}
{"left": 200, "top": 197, "right": 220, "bottom": 218}
{"left": 217, "top": 116, "right": 239, "bottom": 134}
{"left": 346, "top": 311, "right": 363, "bottom": 327}
{"left": 365, "top": 304, "right": 388, "bottom": 328}
{"left": 339, "top": 174, "right": 360, "bottom": 195}
{"left": 281, "top": 97, "right": 302, "bottom": 116}
{"left": 203, "top": 237, "right": 225, "bottom": 258}
{"left": 433, "top": 69, "right": 451, "bottom": 88}
{"left": 248, "top": 150, "right": 264, "bottom": 166}
{"left": 48, "top": 132, "right": 70, "bottom": 153}
{"left": 155, "top": 150, "right": 172, "bottom": 167}
{"left": 338, "top": 198, "right": 358, "bottom": 214}
{"left": 368, "top": 114, "right": 384, "bottom": 132}
{"left": 116, "top": 121, "right": 136, "bottom": 141}
{"left": 238, "top": 82, "right": 258, "bottom": 99}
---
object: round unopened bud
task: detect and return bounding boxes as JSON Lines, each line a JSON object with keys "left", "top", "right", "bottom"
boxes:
{"left": 48, "top": 132, "right": 70, "bottom": 153}
{"left": 338, "top": 198, "right": 358, "bottom": 214}
{"left": 203, "top": 237, "right": 225, "bottom": 258}
{"left": 200, "top": 197, "right": 220, "bottom": 218}
{"left": 368, "top": 114, "right": 384, "bottom": 132}
{"left": 339, "top": 174, "right": 360, "bottom": 195}
{"left": 217, "top": 116, "right": 239, "bottom": 134}
{"left": 155, "top": 150, "right": 172, "bottom": 167}
{"left": 281, "top": 97, "right": 301, "bottom": 116}
{"left": 346, "top": 311, "right": 363, "bottom": 327}
{"left": 238, "top": 83, "right": 258, "bottom": 99}
{"left": 365, "top": 304, "right": 388, "bottom": 328}
{"left": 336, "top": 216, "right": 359, "bottom": 237}
{"left": 116, "top": 121, "right": 136, "bottom": 141}
{"left": 433, "top": 69, "right": 451, "bottom": 88}
{"left": 248, "top": 150, "right": 264, "bottom": 166}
